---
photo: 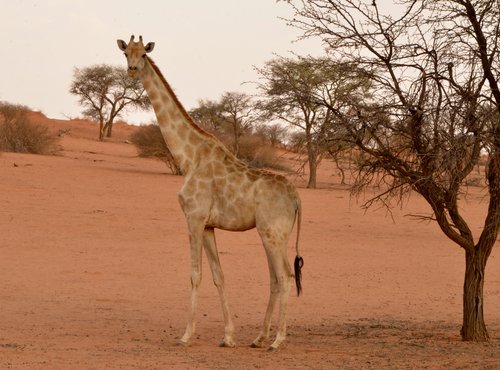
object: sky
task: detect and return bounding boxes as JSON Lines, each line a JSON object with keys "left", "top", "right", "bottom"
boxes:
{"left": 1, "top": 0, "right": 324, "bottom": 124}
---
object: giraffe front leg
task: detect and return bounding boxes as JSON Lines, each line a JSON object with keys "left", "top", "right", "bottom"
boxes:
{"left": 202, "top": 228, "right": 236, "bottom": 348}
{"left": 178, "top": 222, "right": 204, "bottom": 346}
{"left": 178, "top": 276, "right": 200, "bottom": 346}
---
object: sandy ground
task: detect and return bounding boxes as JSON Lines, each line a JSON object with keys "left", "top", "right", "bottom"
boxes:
{"left": 1, "top": 115, "right": 500, "bottom": 369}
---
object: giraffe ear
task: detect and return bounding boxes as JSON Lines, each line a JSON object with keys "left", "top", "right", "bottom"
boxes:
{"left": 145, "top": 42, "right": 155, "bottom": 53}
{"left": 117, "top": 39, "right": 127, "bottom": 51}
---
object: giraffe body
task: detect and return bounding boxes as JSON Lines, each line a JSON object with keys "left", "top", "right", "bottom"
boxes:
{"left": 118, "top": 36, "right": 303, "bottom": 351}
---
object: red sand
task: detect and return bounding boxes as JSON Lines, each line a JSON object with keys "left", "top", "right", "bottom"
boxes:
{"left": 1, "top": 116, "right": 500, "bottom": 369}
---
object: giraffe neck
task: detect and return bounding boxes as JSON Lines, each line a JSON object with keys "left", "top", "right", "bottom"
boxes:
{"left": 139, "top": 57, "right": 214, "bottom": 174}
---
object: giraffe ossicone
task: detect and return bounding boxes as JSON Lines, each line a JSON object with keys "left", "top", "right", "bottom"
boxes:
{"left": 117, "top": 35, "right": 303, "bottom": 351}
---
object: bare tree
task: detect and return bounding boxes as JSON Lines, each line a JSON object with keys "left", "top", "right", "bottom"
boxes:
{"left": 70, "top": 64, "right": 150, "bottom": 140}
{"left": 256, "top": 55, "right": 370, "bottom": 188}
{"left": 220, "top": 92, "right": 258, "bottom": 156}
{"left": 283, "top": 0, "right": 500, "bottom": 341}
{"left": 254, "top": 123, "right": 289, "bottom": 147}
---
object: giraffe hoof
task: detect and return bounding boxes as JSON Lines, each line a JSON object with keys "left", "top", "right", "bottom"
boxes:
{"left": 177, "top": 340, "right": 190, "bottom": 347}
{"left": 219, "top": 340, "right": 236, "bottom": 348}
{"left": 267, "top": 345, "right": 279, "bottom": 353}
{"left": 250, "top": 341, "right": 263, "bottom": 348}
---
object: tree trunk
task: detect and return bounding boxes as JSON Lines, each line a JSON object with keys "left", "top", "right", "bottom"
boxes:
{"left": 306, "top": 129, "right": 317, "bottom": 188}
{"left": 332, "top": 154, "right": 346, "bottom": 185}
{"left": 461, "top": 248, "right": 489, "bottom": 341}
{"left": 99, "top": 120, "right": 105, "bottom": 141}
{"left": 233, "top": 123, "right": 240, "bottom": 156}
{"left": 106, "top": 121, "right": 113, "bottom": 138}
{"left": 307, "top": 155, "right": 317, "bottom": 188}
{"left": 462, "top": 152, "right": 500, "bottom": 341}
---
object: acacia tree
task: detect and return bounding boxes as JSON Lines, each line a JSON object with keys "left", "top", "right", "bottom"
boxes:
{"left": 189, "top": 92, "right": 257, "bottom": 156}
{"left": 284, "top": 0, "right": 500, "bottom": 341}
{"left": 254, "top": 123, "right": 289, "bottom": 147}
{"left": 189, "top": 98, "right": 226, "bottom": 133}
{"left": 256, "top": 55, "right": 370, "bottom": 188}
{"left": 70, "top": 64, "right": 150, "bottom": 140}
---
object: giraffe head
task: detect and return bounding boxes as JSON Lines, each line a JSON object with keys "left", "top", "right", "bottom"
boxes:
{"left": 117, "top": 35, "right": 155, "bottom": 78}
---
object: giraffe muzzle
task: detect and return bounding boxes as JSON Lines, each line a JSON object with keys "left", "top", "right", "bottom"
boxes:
{"left": 127, "top": 66, "right": 138, "bottom": 77}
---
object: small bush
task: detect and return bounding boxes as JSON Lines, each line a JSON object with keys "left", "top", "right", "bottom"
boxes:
{"left": 130, "top": 124, "right": 286, "bottom": 173}
{"left": 0, "top": 103, "right": 57, "bottom": 154}
{"left": 129, "top": 124, "right": 182, "bottom": 175}
{"left": 466, "top": 176, "right": 483, "bottom": 187}
{"left": 237, "top": 135, "right": 284, "bottom": 170}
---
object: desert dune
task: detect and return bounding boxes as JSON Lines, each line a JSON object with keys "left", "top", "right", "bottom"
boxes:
{"left": 1, "top": 115, "right": 500, "bottom": 369}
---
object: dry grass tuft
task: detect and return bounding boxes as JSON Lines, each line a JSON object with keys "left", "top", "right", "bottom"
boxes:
{"left": 129, "top": 124, "right": 182, "bottom": 175}
{"left": 238, "top": 135, "right": 285, "bottom": 170}
{"left": 0, "top": 102, "right": 57, "bottom": 155}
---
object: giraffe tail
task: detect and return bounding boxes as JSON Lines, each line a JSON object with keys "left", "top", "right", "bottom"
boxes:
{"left": 294, "top": 198, "right": 304, "bottom": 296}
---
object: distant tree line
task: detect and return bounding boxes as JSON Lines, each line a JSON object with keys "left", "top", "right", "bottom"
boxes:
{"left": 69, "top": 61, "right": 366, "bottom": 188}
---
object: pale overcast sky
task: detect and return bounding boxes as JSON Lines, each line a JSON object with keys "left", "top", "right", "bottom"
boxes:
{"left": 1, "top": 0, "right": 323, "bottom": 124}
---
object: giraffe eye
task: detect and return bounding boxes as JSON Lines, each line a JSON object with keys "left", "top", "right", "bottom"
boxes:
{"left": 142, "top": 54, "right": 146, "bottom": 58}
{"left": 124, "top": 52, "right": 128, "bottom": 57}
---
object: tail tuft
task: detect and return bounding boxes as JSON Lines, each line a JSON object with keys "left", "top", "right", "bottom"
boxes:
{"left": 294, "top": 255, "right": 304, "bottom": 296}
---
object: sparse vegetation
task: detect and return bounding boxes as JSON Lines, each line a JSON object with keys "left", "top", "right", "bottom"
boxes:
{"left": 0, "top": 102, "right": 57, "bottom": 155}
{"left": 255, "top": 56, "right": 370, "bottom": 188}
{"left": 189, "top": 93, "right": 285, "bottom": 170}
{"left": 130, "top": 122, "right": 284, "bottom": 173}
{"left": 129, "top": 124, "right": 182, "bottom": 175}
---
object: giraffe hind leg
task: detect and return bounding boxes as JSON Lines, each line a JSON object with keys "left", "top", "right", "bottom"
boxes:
{"left": 268, "top": 251, "right": 292, "bottom": 351}
{"left": 254, "top": 233, "right": 293, "bottom": 351}
{"left": 251, "top": 248, "right": 279, "bottom": 348}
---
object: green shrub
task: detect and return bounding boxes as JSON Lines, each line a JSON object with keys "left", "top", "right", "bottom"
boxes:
{"left": 0, "top": 103, "right": 57, "bottom": 154}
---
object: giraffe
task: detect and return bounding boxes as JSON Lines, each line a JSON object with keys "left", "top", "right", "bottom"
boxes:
{"left": 117, "top": 35, "right": 303, "bottom": 351}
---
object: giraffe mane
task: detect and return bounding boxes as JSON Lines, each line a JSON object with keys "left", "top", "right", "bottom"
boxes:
{"left": 146, "top": 56, "right": 218, "bottom": 141}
